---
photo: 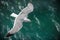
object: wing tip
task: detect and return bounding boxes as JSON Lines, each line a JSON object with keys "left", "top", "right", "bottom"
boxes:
{"left": 4, "top": 33, "right": 14, "bottom": 38}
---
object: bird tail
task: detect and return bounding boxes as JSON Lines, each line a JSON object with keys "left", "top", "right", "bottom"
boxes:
{"left": 10, "top": 13, "right": 18, "bottom": 18}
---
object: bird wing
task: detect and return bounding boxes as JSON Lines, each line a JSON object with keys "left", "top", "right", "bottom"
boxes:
{"left": 6, "top": 3, "right": 34, "bottom": 37}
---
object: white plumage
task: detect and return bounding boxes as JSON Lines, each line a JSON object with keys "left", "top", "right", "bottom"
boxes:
{"left": 5, "top": 3, "right": 34, "bottom": 37}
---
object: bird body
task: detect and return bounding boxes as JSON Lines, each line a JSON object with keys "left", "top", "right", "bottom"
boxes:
{"left": 5, "top": 3, "right": 34, "bottom": 38}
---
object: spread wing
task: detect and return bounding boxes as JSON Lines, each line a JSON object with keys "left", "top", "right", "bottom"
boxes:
{"left": 5, "top": 3, "right": 34, "bottom": 38}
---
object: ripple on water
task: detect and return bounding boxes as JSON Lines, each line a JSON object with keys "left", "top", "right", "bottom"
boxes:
{"left": 52, "top": 19, "right": 60, "bottom": 32}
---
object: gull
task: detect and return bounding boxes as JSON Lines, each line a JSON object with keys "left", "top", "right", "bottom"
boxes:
{"left": 5, "top": 3, "right": 34, "bottom": 38}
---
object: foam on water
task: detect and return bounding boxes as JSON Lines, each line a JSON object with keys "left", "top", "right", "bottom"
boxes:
{"left": 52, "top": 19, "right": 60, "bottom": 32}
{"left": 34, "top": 15, "right": 40, "bottom": 25}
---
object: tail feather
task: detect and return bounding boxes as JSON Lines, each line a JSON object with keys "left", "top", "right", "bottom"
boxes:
{"left": 10, "top": 13, "right": 18, "bottom": 18}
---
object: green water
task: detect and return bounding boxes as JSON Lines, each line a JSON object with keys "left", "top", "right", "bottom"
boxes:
{"left": 0, "top": 0, "right": 60, "bottom": 40}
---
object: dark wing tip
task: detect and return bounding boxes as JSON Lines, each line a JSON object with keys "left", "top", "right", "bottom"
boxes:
{"left": 4, "top": 33, "right": 14, "bottom": 38}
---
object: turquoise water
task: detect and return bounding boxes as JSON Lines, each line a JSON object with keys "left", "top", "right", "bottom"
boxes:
{"left": 0, "top": 0, "right": 60, "bottom": 40}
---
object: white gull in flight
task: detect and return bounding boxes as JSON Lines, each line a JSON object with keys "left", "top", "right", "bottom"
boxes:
{"left": 5, "top": 3, "right": 34, "bottom": 37}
